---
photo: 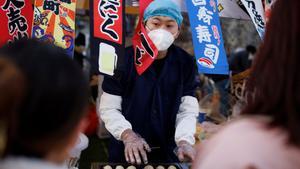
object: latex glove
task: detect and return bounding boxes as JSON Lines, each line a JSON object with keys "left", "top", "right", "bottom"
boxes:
{"left": 176, "top": 140, "right": 196, "bottom": 162}
{"left": 121, "top": 129, "right": 151, "bottom": 164}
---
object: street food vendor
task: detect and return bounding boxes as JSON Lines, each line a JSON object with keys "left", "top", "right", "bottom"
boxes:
{"left": 99, "top": 0, "right": 199, "bottom": 164}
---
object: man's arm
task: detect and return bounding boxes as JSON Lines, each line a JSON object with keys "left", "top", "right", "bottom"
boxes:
{"left": 175, "top": 56, "right": 199, "bottom": 161}
{"left": 175, "top": 96, "right": 199, "bottom": 145}
{"left": 99, "top": 92, "right": 132, "bottom": 140}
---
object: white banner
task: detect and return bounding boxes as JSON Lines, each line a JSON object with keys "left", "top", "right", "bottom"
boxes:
{"left": 218, "top": 0, "right": 250, "bottom": 20}
{"left": 172, "top": 0, "right": 250, "bottom": 20}
{"left": 241, "top": 0, "right": 266, "bottom": 38}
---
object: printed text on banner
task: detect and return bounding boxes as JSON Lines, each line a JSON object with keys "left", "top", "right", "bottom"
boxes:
{"left": 132, "top": 0, "right": 158, "bottom": 75}
{"left": 186, "top": 0, "right": 229, "bottom": 75}
{"left": 0, "top": 0, "right": 33, "bottom": 46}
{"left": 32, "top": 0, "right": 76, "bottom": 57}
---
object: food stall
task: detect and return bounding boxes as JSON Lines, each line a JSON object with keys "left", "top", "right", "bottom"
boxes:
{"left": 0, "top": 0, "right": 274, "bottom": 169}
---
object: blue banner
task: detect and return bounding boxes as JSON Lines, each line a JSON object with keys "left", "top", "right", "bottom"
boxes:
{"left": 186, "top": 0, "right": 229, "bottom": 75}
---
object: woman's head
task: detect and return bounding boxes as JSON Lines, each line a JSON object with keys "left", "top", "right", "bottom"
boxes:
{"left": 0, "top": 39, "right": 89, "bottom": 162}
{"left": 244, "top": 0, "right": 300, "bottom": 146}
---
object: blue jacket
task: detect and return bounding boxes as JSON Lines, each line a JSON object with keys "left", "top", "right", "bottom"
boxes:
{"left": 102, "top": 45, "right": 197, "bottom": 163}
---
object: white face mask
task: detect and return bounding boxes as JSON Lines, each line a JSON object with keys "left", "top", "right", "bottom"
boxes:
{"left": 147, "top": 29, "right": 175, "bottom": 51}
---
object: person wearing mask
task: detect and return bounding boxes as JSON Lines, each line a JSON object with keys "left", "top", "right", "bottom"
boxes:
{"left": 193, "top": 0, "right": 300, "bottom": 168}
{"left": 0, "top": 39, "right": 89, "bottom": 169}
{"left": 99, "top": 0, "right": 198, "bottom": 164}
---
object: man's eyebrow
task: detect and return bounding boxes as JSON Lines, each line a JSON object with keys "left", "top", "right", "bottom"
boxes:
{"left": 166, "top": 20, "right": 176, "bottom": 23}
{"left": 151, "top": 17, "right": 161, "bottom": 21}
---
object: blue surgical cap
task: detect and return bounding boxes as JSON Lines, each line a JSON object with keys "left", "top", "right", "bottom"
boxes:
{"left": 143, "top": 0, "right": 183, "bottom": 26}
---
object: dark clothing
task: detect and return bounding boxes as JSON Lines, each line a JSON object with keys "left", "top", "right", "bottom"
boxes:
{"left": 229, "top": 50, "right": 252, "bottom": 74}
{"left": 102, "top": 45, "right": 197, "bottom": 163}
{"left": 75, "top": 32, "right": 86, "bottom": 47}
{"left": 74, "top": 32, "right": 86, "bottom": 67}
{"left": 152, "top": 57, "right": 167, "bottom": 76}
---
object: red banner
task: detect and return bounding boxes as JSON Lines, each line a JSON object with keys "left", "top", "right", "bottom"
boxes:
{"left": 91, "top": 0, "right": 125, "bottom": 76}
{"left": 132, "top": 0, "right": 158, "bottom": 75}
{"left": 0, "top": 0, "right": 33, "bottom": 46}
{"left": 94, "top": 0, "right": 123, "bottom": 45}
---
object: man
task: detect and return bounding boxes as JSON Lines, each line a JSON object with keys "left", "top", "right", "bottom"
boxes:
{"left": 229, "top": 45, "right": 257, "bottom": 74}
{"left": 99, "top": 0, "right": 199, "bottom": 164}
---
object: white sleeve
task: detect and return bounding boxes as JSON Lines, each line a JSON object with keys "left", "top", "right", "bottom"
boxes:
{"left": 175, "top": 96, "right": 199, "bottom": 145}
{"left": 99, "top": 92, "right": 132, "bottom": 140}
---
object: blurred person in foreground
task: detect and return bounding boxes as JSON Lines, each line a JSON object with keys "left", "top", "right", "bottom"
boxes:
{"left": 193, "top": 0, "right": 300, "bottom": 168}
{"left": 0, "top": 58, "right": 24, "bottom": 158}
{"left": 0, "top": 39, "right": 89, "bottom": 169}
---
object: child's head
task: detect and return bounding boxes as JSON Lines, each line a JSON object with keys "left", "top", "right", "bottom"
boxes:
{"left": 0, "top": 39, "right": 89, "bottom": 162}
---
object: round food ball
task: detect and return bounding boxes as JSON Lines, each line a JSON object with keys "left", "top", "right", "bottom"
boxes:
{"left": 116, "top": 166, "right": 124, "bottom": 169}
{"left": 156, "top": 165, "right": 165, "bottom": 169}
{"left": 103, "top": 165, "right": 113, "bottom": 169}
{"left": 168, "top": 165, "right": 177, "bottom": 169}
{"left": 127, "top": 165, "right": 136, "bottom": 169}
{"left": 144, "top": 165, "right": 154, "bottom": 169}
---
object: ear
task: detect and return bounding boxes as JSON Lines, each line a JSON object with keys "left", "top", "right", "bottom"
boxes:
{"left": 174, "top": 27, "right": 181, "bottom": 39}
{"left": 175, "top": 23, "right": 183, "bottom": 39}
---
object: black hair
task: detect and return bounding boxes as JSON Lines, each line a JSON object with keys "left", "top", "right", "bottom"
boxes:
{"left": 0, "top": 57, "right": 25, "bottom": 157}
{"left": 246, "top": 45, "right": 256, "bottom": 54}
{"left": 0, "top": 39, "right": 89, "bottom": 157}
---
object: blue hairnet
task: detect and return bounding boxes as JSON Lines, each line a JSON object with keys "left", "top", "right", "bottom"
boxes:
{"left": 143, "top": 0, "right": 183, "bottom": 26}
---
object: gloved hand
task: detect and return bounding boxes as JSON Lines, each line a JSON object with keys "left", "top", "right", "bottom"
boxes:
{"left": 176, "top": 140, "right": 196, "bottom": 162}
{"left": 121, "top": 129, "right": 151, "bottom": 164}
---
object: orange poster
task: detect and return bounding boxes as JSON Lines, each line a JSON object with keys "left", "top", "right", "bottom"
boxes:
{"left": 32, "top": 0, "right": 76, "bottom": 56}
